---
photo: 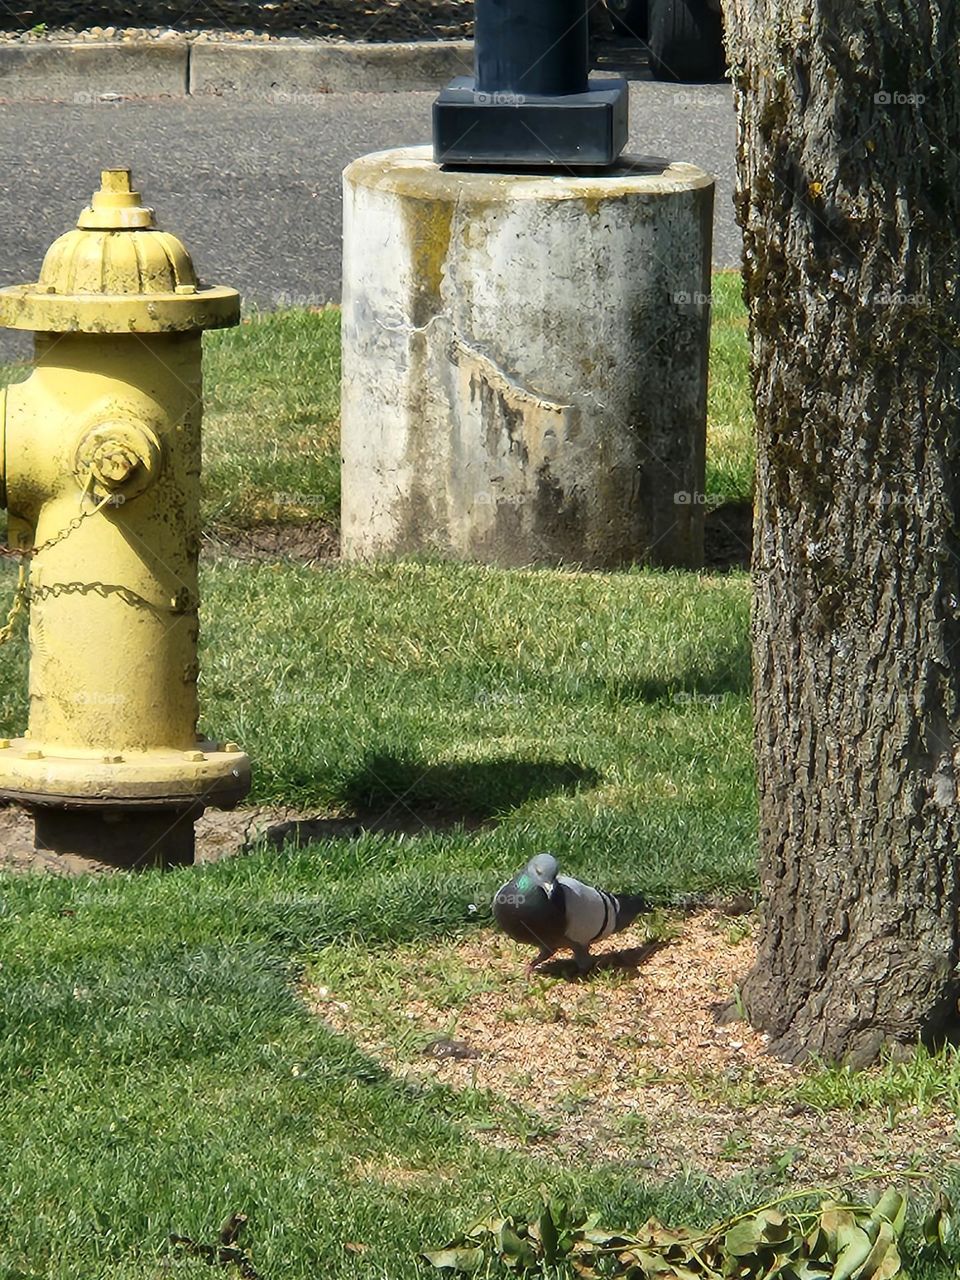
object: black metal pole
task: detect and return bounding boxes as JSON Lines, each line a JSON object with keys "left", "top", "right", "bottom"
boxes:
{"left": 474, "top": 0, "right": 589, "bottom": 97}
{"left": 433, "top": 0, "right": 628, "bottom": 168}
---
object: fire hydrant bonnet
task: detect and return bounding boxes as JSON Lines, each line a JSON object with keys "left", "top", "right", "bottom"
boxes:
{"left": 0, "top": 169, "right": 239, "bottom": 334}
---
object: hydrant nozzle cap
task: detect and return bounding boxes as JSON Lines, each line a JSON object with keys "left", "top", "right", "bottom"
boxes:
{"left": 77, "top": 168, "right": 157, "bottom": 230}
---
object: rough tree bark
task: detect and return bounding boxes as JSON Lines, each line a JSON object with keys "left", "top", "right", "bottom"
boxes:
{"left": 725, "top": 0, "right": 960, "bottom": 1065}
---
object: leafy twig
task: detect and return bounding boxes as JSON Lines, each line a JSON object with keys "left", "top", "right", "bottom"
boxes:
{"left": 169, "top": 1212, "right": 264, "bottom": 1280}
{"left": 422, "top": 1184, "right": 954, "bottom": 1279}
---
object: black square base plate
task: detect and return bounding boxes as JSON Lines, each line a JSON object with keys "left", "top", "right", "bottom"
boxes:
{"left": 433, "top": 75, "right": 629, "bottom": 169}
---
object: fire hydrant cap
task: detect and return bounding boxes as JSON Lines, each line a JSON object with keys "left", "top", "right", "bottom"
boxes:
{"left": 0, "top": 168, "right": 240, "bottom": 334}
{"left": 77, "top": 168, "right": 157, "bottom": 230}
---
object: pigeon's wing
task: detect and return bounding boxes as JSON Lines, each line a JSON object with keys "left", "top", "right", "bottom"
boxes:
{"left": 492, "top": 879, "right": 511, "bottom": 910}
{"left": 556, "top": 874, "right": 619, "bottom": 945}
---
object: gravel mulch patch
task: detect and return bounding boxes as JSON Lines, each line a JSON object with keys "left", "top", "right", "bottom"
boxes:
{"left": 307, "top": 914, "right": 960, "bottom": 1184}
{"left": 1, "top": 1, "right": 474, "bottom": 41}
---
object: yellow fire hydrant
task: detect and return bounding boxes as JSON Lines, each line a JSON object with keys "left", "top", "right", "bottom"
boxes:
{"left": 0, "top": 168, "right": 251, "bottom": 867}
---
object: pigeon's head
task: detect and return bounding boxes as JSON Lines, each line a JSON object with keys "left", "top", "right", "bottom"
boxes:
{"left": 525, "top": 852, "right": 559, "bottom": 897}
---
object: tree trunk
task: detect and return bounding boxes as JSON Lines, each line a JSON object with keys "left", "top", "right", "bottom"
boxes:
{"left": 726, "top": 0, "right": 960, "bottom": 1065}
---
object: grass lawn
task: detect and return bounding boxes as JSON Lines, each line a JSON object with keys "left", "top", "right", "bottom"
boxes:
{"left": 0, "top": 280, "right": 956, "bottom": 1279}
{"left": 705, "top": 272, "right": 754, "bottom": 505}
{"left": 202, "top": 307, "right": 341, "bottom": 532}
{"left": 0, "top": 561, "right": 761, "bottom": 1279}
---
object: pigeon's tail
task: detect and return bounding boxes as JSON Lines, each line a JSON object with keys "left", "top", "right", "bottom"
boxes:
{"left": 613, "top": 893, "right": 647, "bottom": 932}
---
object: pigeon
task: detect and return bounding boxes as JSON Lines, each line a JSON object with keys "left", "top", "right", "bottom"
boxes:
{"left": 492, "top": 852, "right": 647, "bottom": 973}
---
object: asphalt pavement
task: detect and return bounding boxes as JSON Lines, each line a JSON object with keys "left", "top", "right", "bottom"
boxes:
{"left": 0, "top": 79, "right": 737, "bottom": 360}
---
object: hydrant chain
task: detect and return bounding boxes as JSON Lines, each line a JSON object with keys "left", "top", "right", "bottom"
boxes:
{"left": 28, "top": 579, "right": 197, "bottom": 615}
{"left": 0, "top": 562, "right": 27, "bottom": 647}
{"left": 2, "top": 482, "right": 116, "bottom": 561}
{"left": 0, "top": 491, "right": 115, "bottom": 647}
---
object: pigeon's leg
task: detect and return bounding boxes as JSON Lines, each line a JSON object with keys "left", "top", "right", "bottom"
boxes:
{"left": 571, "top": 944, "right": 593, "bottom": 974}
{"left": 526, "top": 947, "right": 555, "bottom": 975}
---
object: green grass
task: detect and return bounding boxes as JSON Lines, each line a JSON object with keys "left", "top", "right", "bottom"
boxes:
{"left": 707, "top": 1041, "right": 960, "bottom": 1116}
{"left": 202, "top": 306, "right": 341, "bottom": 531}
{"left": 706, "top": 272, "right": 754, "bottom": 505}
{"left": 0, "top": 557, "right": 764, "bottom": 1279}
{"left": 0, "top": 859, "right": 782, "bottom": 1280}
{"left": 197, "top": 559, "right": 755, "bottom": 894}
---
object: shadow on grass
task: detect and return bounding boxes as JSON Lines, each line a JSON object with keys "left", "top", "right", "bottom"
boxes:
{"left": 258, "top": 750, "right": 600, "bottom": 848}
{"left": 340, "top": 750, "right": 600, "bottom": 820}
{"left": 607, "top": 648, "right": 751, "bottom": 705}
{"left": 705, "top": 499, "right": 753, "bottom": 571}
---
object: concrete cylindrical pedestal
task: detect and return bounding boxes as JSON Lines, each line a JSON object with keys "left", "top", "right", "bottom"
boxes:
{"left": 341, "top": 146, "right": 714, "bottom": 569}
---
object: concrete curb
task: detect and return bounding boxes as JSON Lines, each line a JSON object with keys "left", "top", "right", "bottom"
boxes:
{"left": 0, "top": 38, "right": 473, "bottom": 102}
{"left": 0, "top": 39, "right": 188, "bottom": 100}
{"left": 191, "top": 39, "right": 472, "bottom": 97}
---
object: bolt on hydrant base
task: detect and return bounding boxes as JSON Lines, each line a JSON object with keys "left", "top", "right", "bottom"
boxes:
{"left": 0, "top": 169, "right": 251, "bottom": 868}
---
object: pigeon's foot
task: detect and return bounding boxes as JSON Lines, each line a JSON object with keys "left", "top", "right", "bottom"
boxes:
{"left": 526, "top": 948, "right": 556, "bottom": 976}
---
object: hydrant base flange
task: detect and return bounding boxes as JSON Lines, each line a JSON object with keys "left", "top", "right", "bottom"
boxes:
{"left": 0, "top": 738, "right": 250, "bottom": 809}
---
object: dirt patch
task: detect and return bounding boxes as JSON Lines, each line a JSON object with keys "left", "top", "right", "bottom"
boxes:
{"left": 0, "top": 804, "right": 120, "bottom": 874}
{"left": 0, "top": 798, "right": 488, "bottom": 874}
{"left": 202, "top": 512, "right": 753, "bottom": 571}
{"left": 0, "top": 802, "right": 283, "bottom": 874}
{"left": 200, "top": 499, "right": 753, "bottom": 571}
{"left": 306, "top": 914, "right": 960, "bottom": 1183}
{"left": 347, "top": 1158, "right": 455, "bottom": 1189}
{"left": 203, "top": 521, "right": 339, "bottom": 565}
